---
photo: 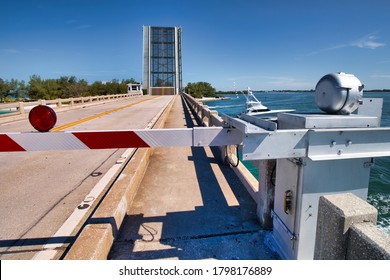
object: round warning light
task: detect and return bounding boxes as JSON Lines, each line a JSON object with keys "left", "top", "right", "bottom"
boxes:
{"left": 28, "top": 105, "right": 57, "bottom": 132}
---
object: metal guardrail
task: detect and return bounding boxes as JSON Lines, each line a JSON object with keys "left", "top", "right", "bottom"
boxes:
{"left": 182, "top": 92, "right": 259, "bottom": 202}
{"left": 0, "top": 93, "right": 142, "bottom": 115}
{"left": 182, "top": 93, "right": 223, "bottom": 127}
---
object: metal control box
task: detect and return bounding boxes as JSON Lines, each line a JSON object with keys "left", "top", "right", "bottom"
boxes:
{"left": 271, "top": 113, "right": 374, "bottom": 259}
{"left": 273, "top": 157, "right": 371, "bottom": 259}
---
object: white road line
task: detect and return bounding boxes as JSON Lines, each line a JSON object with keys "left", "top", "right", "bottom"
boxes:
{"left": 32, "top": 148, "right": 135, "bottom": 260}
{"left": 32, "top": 96, "right": 174, "bottom": 260}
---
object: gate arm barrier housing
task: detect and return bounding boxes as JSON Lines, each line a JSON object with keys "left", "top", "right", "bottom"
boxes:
{"left": 3, "top": 117, "right": 390, "bottom": 162}
{"left": 3, "top": 119, "right": 390, "bottom": 160}
{"left": 0, "top": 127, "right": 243, "bottom": 152}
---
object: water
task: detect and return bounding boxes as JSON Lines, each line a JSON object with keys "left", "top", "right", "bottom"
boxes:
{"left": 0, "top": 110, "right": 16, "bottom": 115}
{"left": 206, "top": 91, "right": 390, "bottom": 234}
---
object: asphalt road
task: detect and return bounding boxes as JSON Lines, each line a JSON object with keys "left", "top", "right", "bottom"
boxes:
{"left": 0, "top": 95, "right": 174, "bottom": 259}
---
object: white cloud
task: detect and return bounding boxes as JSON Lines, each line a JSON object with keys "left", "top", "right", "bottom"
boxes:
{"left": 266, "top": 77, "right": 312, "bottom": 89}
{"left": 307, "top": 44, "right": 347, "bottom": 56}
{"left": 226, "top": 75, "right": 312, "bottom": 90}
{"left": 351, "top": 34, "right": 386, "bottom": 49}
{"left": 308, "top": 32, "right": 386, "bottom": 55}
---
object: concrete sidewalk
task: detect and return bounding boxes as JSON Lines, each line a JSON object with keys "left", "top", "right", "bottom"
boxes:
{"left": 108, "top": 95, "right": 278, "bottom": 260}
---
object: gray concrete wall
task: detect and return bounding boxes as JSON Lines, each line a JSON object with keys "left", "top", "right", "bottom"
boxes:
{"left": 315, "top": 193, "right": 390, "bottom": 260}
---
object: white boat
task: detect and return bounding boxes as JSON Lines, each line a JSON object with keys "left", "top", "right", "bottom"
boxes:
{"left": 243, "top": 87, "right": 270, "bottom": 115}
{"left": 241, "top": 87, "right": 294, "bottom": 117}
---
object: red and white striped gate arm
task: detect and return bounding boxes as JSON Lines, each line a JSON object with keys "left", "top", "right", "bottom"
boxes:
{"left": 0, "top": 127, "right": 243, "bottom": 152}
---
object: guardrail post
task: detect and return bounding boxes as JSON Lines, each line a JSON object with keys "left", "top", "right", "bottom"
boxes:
{"left": 18, "top": 102, "right": 25, "bottom": 114}
{"left": 209, "top": 110, "right": 219, "bottom": 127}
{"left": 201, "top": 107, "right": 208, "bottom": 125}
{"left": 347, "top": 223, "right": 390, "bottom": 259}
{"left": 57, "top": 98, "right": 62, "bottom": 108}
{"left": 39, "top": 99, "right": 46, "bottom": 105}
{"left": 70, "top": 98, "right": 74, "bottom": 106}
{"left": 314, "top": 193, "right": 378, "bottom": 259}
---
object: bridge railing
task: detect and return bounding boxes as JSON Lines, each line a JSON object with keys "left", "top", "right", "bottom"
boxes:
{"left": 315, "top": 193, "right": 390, "bottom": 260}
{"left": 182, "top": 92, "right": 259, "bottom": 202}
{"left": 0, "top": 93, "right": 143, "bottom": 123}
{"left": 0, "top": 93, "right": 142, "bottom": 115}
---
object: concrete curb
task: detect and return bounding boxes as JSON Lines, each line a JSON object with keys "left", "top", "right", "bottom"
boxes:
{"left": 64, "top": 96, "right": 176, "bottom": 260}
{"left": 64, "top": 148, "right": 152, "bottom": 260}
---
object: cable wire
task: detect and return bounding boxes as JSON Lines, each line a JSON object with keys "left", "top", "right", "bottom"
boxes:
{"left": 225, "top": 145, "right": 240, "bottom": 167}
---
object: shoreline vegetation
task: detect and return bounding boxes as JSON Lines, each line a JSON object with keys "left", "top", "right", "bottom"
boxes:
{"left": 196, "top": 96, "right": 231, "bottom": 102}
{"left": 2, "top": 76, "right": 389, "bottom": 103}
{"left": 0, "top": 75, "right": 139, "bottom": 103}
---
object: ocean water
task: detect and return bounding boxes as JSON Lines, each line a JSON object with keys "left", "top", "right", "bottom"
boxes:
{"left": 206, "top": 91, "right": 390, "bottom": 235}
{"left": 0, "top": 110, "right": 15, "bottom": 115}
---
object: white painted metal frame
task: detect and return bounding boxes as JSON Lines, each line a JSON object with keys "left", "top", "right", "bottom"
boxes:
{"left": 222, "top": 114, "right": 390, "bottom": 161}
{"left": 174, "top": 27, "right": 180, "bottom": 95}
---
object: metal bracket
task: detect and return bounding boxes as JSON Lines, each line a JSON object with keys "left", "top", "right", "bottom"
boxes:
{"left": 222, "top": 114, "right": 390, "bottom": 162}
{"left": 288, "top": 158, "right": 306, "bottom": 166}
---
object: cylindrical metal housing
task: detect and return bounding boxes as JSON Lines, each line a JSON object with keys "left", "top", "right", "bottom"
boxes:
{"left": 315, "top": 72, "right": 364, "bottom": 115}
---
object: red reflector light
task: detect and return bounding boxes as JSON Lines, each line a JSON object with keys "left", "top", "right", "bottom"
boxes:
{"left": 28, "top": 105, "right": 57, "bottom": 132}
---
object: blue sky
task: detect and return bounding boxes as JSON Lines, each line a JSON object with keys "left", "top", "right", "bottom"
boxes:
{"left": 1, "top": 0, "right": 390, "bottom": 90}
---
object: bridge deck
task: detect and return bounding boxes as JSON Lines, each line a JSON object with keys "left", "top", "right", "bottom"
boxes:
{"left": 0, "top": 96, "right": 173, "bottom": 260}
{"left": 108, "top": 96, "right": 278, "bottom": 260}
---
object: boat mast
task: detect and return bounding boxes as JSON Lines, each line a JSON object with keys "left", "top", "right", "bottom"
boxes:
{"left": 244, "top": 87, "right": 261, "bottom": 104}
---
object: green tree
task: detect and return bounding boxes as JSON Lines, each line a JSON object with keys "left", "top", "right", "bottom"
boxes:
{"left": 0, "top": 78, "right": 27, "bottom": 102}
{"left": 28, "top": 75, "right": 60, "bottom": 100}
{"left": 14, "top": 75, "right": 140, "bottom": 100}
{"left": 88, "top": 81, "right": 107, "bottom": 96}
{"left": 185, "top": 82, "right": 216, "bottom": 98}
{"left": 103, "top": 79, "right": 132, "bottom": 95}
{"left": 0, "top": 78, "right": 12, "bottom": 102}
{"left": 122, "top": 78, "right": 138, "bottom": 85}
{"left": 57, "top": 76, "right": 88, "bottom": 98}
{"left": 105, "top": 79, "right": 121, "bottom": 95}
{"left": 9, "top": 79, "right": 27, "bottom": 100}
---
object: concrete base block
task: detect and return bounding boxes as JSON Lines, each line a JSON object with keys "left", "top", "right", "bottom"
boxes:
{"left": 64, "top": 224, "right": 113, "bottom": 260}
{"left": 314, "top": 193, "right": 378, "bottom": 260}
{"left": 347, "top": 223, "right": 390, "bottom": 260}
